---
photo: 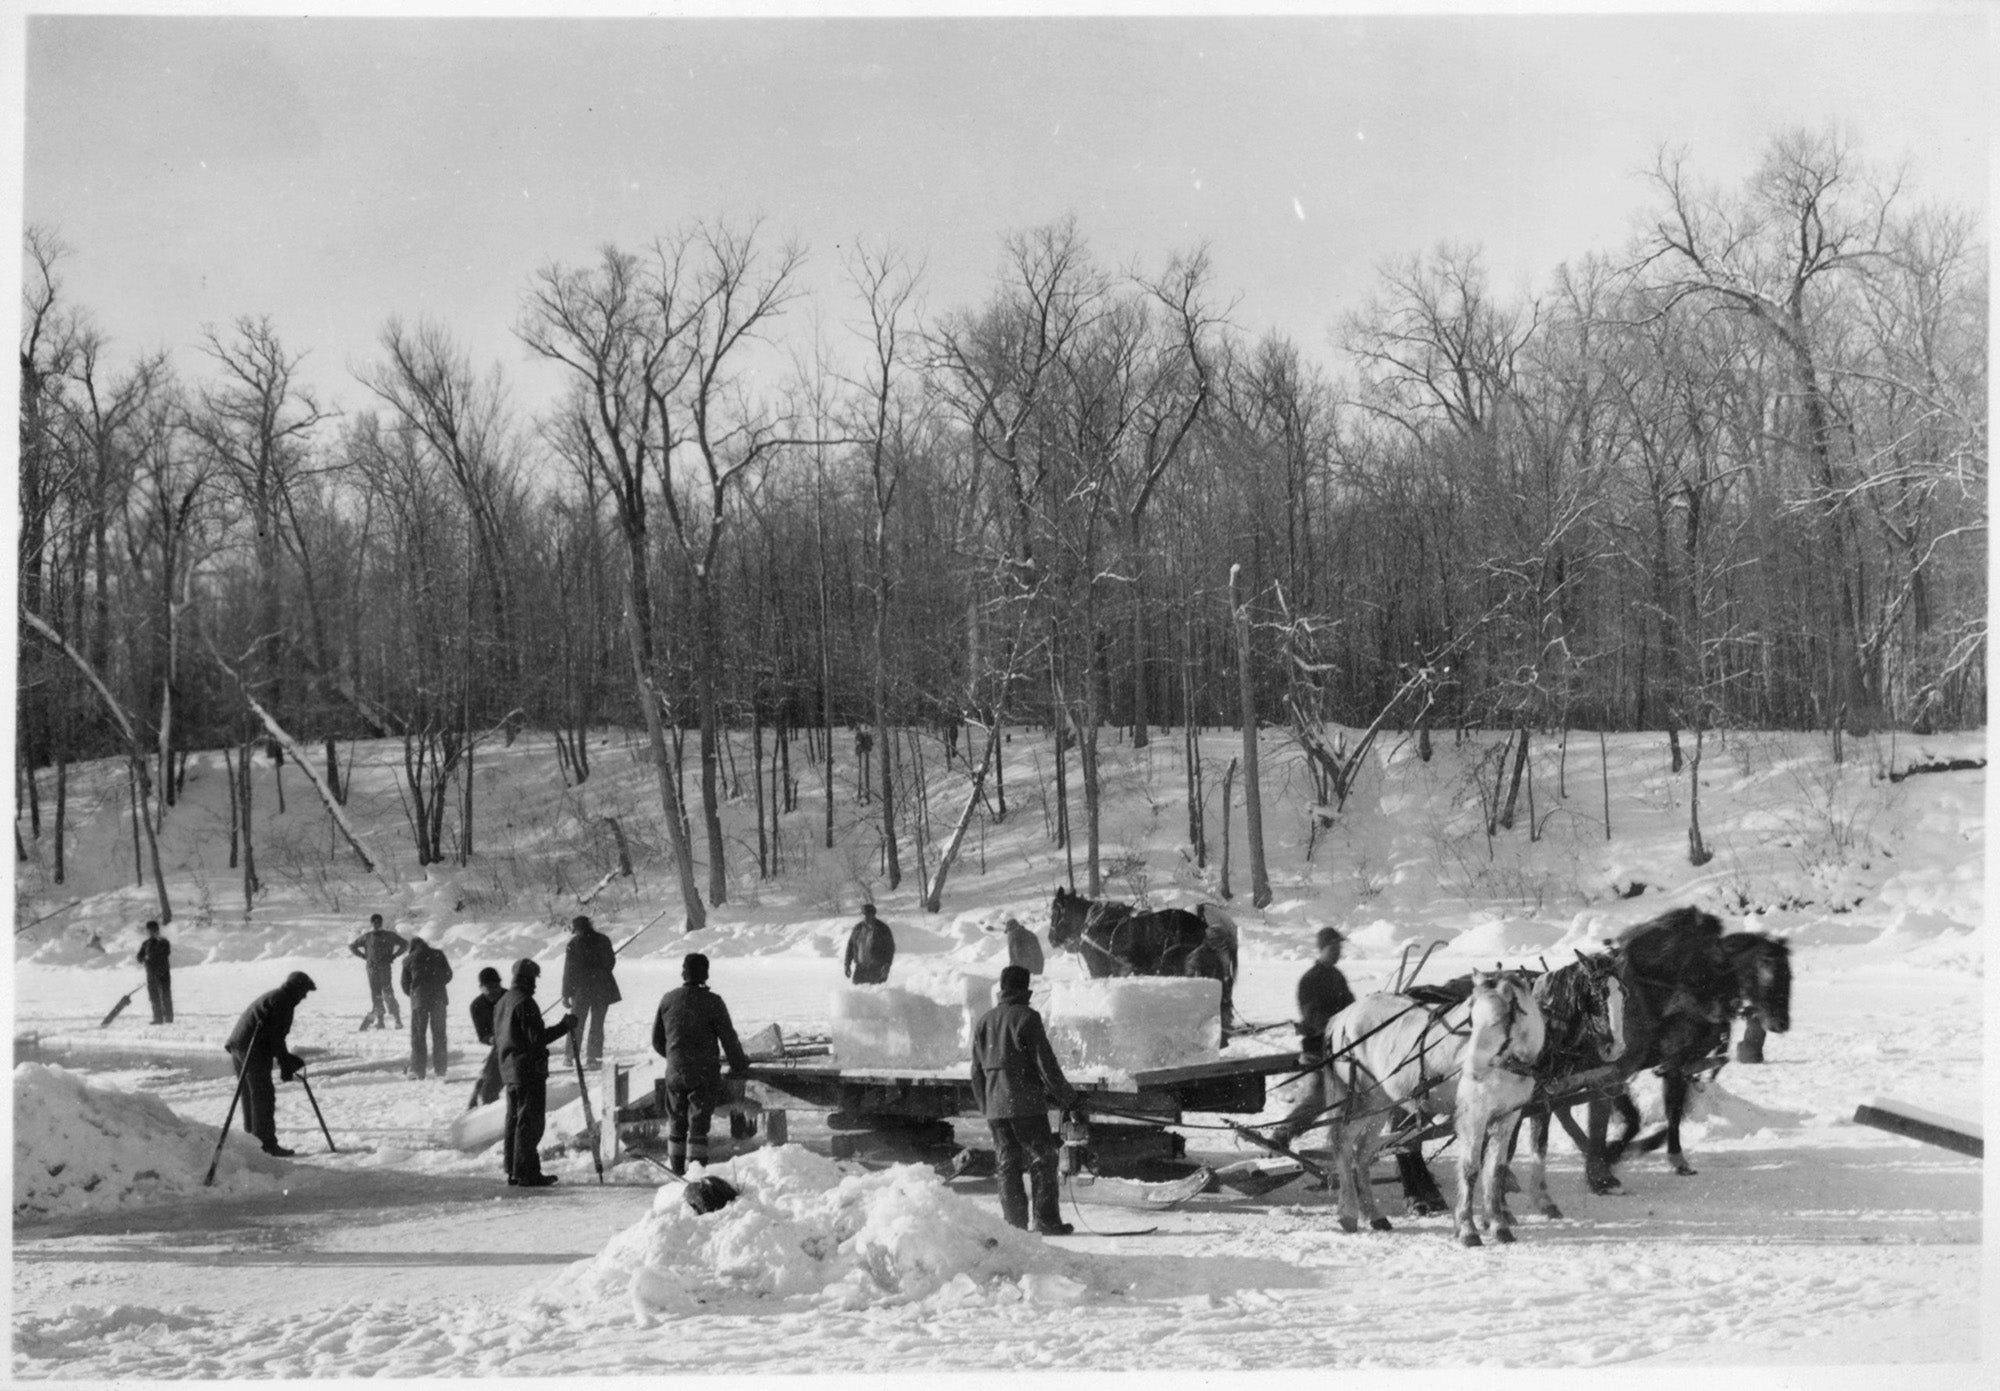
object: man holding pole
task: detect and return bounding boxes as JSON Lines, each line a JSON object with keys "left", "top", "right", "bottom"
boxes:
{"left": 561, "top": 915, "right": 621, "bottom": 1069}
{"left": 223, "top": 972, "right": 317, "bottom": 1157}
{"left": 493, "top": 958, "right": 574, "bottom": 1188}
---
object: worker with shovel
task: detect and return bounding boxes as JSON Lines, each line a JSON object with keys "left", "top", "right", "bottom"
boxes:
{"left": 223, "top": 972, "right": 317, "bottom": 1158}
{"left": 650, "top": 952, "right": 751, "bottom": 1175}
{"left": 137, "top": 920, "right": 174, "bottom": 1024}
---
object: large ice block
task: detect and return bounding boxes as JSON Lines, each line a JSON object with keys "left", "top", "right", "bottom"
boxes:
{"left": 1045, "top": 977, "right": 1222, "bottom": 1074}
{"left": 829, "top": 985, "right": 964, "bottom": 1069}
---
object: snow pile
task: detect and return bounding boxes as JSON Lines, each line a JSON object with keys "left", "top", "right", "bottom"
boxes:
{"left": 13, "top": 1063, "right": 285, "bottom": 1217}
{"left": 1045, "top": 976, "right": 1221, "bottom": 1073}
{"left": 569, "top": 1144, "right": 1093, "bottom": 1318}
{"left": 830, "top": 982, "right": 969, "bottom": 1068}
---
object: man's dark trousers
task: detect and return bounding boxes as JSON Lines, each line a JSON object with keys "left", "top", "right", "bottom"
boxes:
{"left": 228, "top": 1051, "right": 279, "bottom": 1147}
{"left": 502, "top": 1077, "right": 549, "bottom": 1182}
{"left": 146, "top": 972, "right": 174, "bottom": 1024}
{"left": 989, "top": 1112, "right": 1064, "bottom": 1230}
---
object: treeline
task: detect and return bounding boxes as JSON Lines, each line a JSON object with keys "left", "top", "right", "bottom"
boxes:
{"left": 18, "top": 128, "right": 1986, "bottom": 924}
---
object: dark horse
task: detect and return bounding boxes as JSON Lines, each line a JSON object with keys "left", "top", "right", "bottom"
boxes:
{"left": 1047, "top": 887, "right": 1237, "bottom": 1035}
{"left": 1570, "top": 907, "right": 1792, "bottom": 1193}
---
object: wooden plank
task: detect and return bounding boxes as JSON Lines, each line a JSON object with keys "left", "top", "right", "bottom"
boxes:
{"left": 1127, "top": 1052, "right": 1307, "bottom": 1087}
{"left": 1853, "top": 1098, "right": 1983, "bottom": 1158}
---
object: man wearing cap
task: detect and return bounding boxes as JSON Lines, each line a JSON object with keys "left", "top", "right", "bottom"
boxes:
{"left": 223, "top": 971, "right": 317, "bottom": 1157}
{"left": 466, "top": 966, "right": 506, "bottom": 1110}
{"left": 650, "top": 953, "right": 751, "bottom": 1175}
{"left": 137, "top": 919, "right": 173, "bottom": 1024}
{"left": 400, "top": 937, "right": 455, "bottom": 1080}
{"left": 560, "top": 914, "right": 622, "bottom": 1068}
{"left": 1003, "top": 917, "right": 1045, "bottom": 976}
{"left": 492, "top": 959, "right": 574, "bottom": 1187}
{"left": 969, "top": 963, "right": 1078, "bottom": 1236}
{"left": 843, "top": 903, "right": 896, "bottom": 985}
{"left": 1269, "top": 927, "right": 1357, "bottom": 1148}
{"left": 350, "top": 913, "right": 408, "bottom": 1031}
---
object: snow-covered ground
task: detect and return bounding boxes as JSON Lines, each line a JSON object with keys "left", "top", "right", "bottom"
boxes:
{"left": 9, "top": 724, "right": 1986, "bottom": 1379}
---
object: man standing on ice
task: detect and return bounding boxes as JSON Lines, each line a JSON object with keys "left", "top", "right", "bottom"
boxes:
{"left": 843, "top": 903, "right": 896, "bottom": 985}
{"left": 401, "top": 936, "right": 454, "bottom": 1079}
{"left": 493, "top": 959, "right": 574, "bottom": 1187}
{"left": 137, "top": 920, "right": 173, "bottom": 1024}
{"left": 650, "top": 952, "right": 751, "bottom": 1174}
{"left": 560, "top": 914, "right": 622, "bottom": 1069}
{"left": 223, "top": 971, "right": 317, "bottom": 1158}
{"left": 350, "top": 914, "right": 409, "bottom": 1031}
{"left": 969, "top": 963, "right": 1078, "bottom": 1236}
{"left": 466, "top": 966, "right": 505, "bottom": 1110}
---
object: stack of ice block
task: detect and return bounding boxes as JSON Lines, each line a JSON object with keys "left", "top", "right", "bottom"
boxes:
{"left": 829, "top": 976, "right": 993, "bottom": 1070}
{"left": 1044, "top": 977, "right": 1222, "bottom": 1074}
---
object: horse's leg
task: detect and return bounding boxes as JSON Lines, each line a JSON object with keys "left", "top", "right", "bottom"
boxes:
{"left": 1452, "top": 1101, "right": 1487, "bottom": 1247}
{"left": 1601, "top": 1089, "right": 1641, "bottom": 1165}
{"left": 1518, "top": 1105, "right": 1559, "bottom": 1220}
{"left": 1351, "top": 1115, "right": 1392, "bottom": 1232}
{"left": 1328, "top": 1114, "right": 1362, "bottom": 1235}
{"left": 1662, "top": 1069, "right": 1697, "bottom": 1176}
{"left": 1396, "top": 1145, "right": 1448, "bottom": 1217}
{"left": 1582, "top": 1097, "right": 1621, "bottom": 1194}
{"left": 1483, "top": 1113, "right": 1517, "bottom": 1242}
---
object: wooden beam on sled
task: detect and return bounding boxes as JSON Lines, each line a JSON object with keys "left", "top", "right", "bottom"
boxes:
{"left": 1852, "top": 1097, "right": 1983, "bottom": 1159}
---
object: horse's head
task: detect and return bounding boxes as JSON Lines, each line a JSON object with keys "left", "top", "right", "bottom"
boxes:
{"left": 1048, "top": 887, "right": 1083, "bottom": 951}
{"left": 1580, "top": 951, "right": 1628, "bottom": 1063}
{"left": 1468, "top": 969, "right": 1546, "bottom": 1074}
{"left": 1727, "top": 934, "right": 1791, "bottom": 1033}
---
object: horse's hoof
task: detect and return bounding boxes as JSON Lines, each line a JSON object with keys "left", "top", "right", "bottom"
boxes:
{"left": 1587, "top": 1176, "right": 1623, "bottom": 1196}
{"left": 1672, "top": 1162, "right": 1698, "bottom": 1177}
{"left": 1493, "top": 1226, "right": 1516, "bottom": 1245}
{"left": 1339, "top": 1216, "right": 1359, "bottom": 1234}
{"left": 1458, "top": 1231, "right": 1484, "bottom": 1248}
{"left": 1408, "top": 1199, "right": 1446, "bottom": 1218}
{"left": 1539, "top": 1203, "right": 1564, "bottom": 1221}
{"left": 1369, "top": 1217, "right": 1394, "bottom": 1232}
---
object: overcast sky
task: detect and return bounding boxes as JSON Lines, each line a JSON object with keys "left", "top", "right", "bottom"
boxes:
{"left": 17, "top": 7, "right": 1993, "bottom": 415}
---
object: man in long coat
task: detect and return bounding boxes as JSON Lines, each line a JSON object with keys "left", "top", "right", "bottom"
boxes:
{"left": 1269, "top": 927, "right": 1356, "bottom": 1146}
{"left": 560, "top": 915, "right": 621, "bottom": 1068}
{"left": 401, "top": 937, "right": 455, "bottom": 1079}
{"left": 969, "top": 964, "right": 1078, "bottom": 1235}
{"left": 223, "top": 971, "right": 317, "bottom": 1157}
{"left": 492, "top": 959, "right": 574, "bottom": 1187}
{"left": 650, "top": 952, "right": 751, "bottom": 1174}
{"left": 843, "top": 903, "right": 896, "bottom": 985}
{"left": 350, "top": 914, "right": 408, "bottom": 1030}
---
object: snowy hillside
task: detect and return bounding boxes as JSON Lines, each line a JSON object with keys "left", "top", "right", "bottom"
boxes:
{"left": 9, "top": 722, "right": 1986, "bottom": 1378}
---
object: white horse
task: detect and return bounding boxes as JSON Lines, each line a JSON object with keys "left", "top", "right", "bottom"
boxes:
{"left": 1322, "top": 971, "right": 1546, "bottom": 1246}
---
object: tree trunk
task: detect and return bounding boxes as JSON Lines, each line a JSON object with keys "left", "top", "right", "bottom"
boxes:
{"left": 1219, "top": 755, "right": 1238, "bottom": 901}
{"left": 51, "top": 746, "right": 66, "bottom": 885}
{"left": 1229, "top": 565, "right": 1271, "bottom": 908}
{"left": 621, "top": 585, "right": 705, "bottom": 933}
{"left": 922, "top": 722, "right": 998, "bottom": 912}
{"left": 239, "top": 737, "right": 258, "bottom": 911}
{"left": 753, "top": 710, "right": 769, "bottom": 879}
{"left": 1498, "top": 727, "right": 1530, "bottom": 830}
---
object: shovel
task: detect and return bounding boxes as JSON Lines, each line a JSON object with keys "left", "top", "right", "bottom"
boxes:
{"left": 100, "top": 980, "right": 145, "bottom": 1028}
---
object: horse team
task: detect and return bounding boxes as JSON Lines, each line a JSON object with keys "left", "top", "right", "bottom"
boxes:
{"left": 1047, "top": 891, "right": 1793, "bottom": 1248}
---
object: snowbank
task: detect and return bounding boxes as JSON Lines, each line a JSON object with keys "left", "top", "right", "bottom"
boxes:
{"left": 13, "top": 1063, "right": 285, "bottom": 1217}
{"left": 566, "top": 1144, "right": 1095, "bottom": 1319}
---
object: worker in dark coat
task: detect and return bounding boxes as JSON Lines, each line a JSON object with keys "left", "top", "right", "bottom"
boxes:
{"left": 1269, "top": 927, "right": 1357, "bottom": 1146}
{"left": 560, "top": 915, "right": 622, "bottom": 1068}
{"left": 350, "top": 914, "right": 408, "bottom": 1030}
{"left": 137, "top": 920, "right": 173, "bottom": 1024}
{"left": 1003, "top": 917, "right": 1045, "bottom": 976}
{"left": 842, "top": 903, "right": 896, "bottom": 985}
{"left": 466, "top": 966, "right": 505, "bottom": 1110}
{"left": 400, "top": 937, "right": 454, "bottom": 1080}
{"left": 492, "top": 958, "right": 573, "bottom": 1187}
{"left": 223, "top": 971, "right": 317, "bottom": 1157}
{"left": 969, "top": 964, "right": 1077, "bottom": 1235}
{"left": 650, "top": 952, "right": 751, "bottom": 1174}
